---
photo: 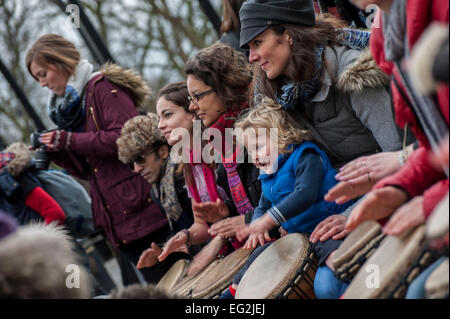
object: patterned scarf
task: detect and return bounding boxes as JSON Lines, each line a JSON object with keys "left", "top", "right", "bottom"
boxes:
{"left": 275, "top": 44, "right": 325, "bottom": 111}
{"left": 208, "top": 103, "right": 254, "bottom": 216}
{"left": 275, "top": 29, "right": 371, "bottom": 111}
{"left": 152, "top": 157, "right": 183, "bottom": 223}
{"left": 186, "top": 151, "right": 221, "bottom": 204}
{"left": 47, "top": 60, "right": 95, "bottom": 131}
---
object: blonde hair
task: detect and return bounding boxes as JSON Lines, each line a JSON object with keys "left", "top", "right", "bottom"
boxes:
{"left": 26, "top": 34, "right": 80, "bottom": 80}
{"left": 234, "top": 97, "right": 311, "bottom": 155}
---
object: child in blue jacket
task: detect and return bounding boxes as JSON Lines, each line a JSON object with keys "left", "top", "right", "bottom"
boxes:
{"left": 220, "top": 97, "right": 352, "bottom": 298}
{"left": 235, "top": 97, "right": 352, "bottom": 248}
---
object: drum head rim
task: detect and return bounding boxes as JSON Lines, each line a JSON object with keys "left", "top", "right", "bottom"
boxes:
{"left": 236, "top": 233, "right": 311, "bottom": 299}
{"left": 191, "top": 248, "right": 253, "bottom": 299}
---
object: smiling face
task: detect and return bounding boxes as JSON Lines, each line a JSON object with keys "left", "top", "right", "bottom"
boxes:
{"left": 248, "top": 28, "right": 293, "bottom": 80}
{"left": 29, "top": 60, "right": 69, "bottom": 96}
{"left": 244, "top": 130, "right": 276, "bottom": 173}
{"left": 187, "top": 74, "right": 226, "bottom": 128}
{"left": 156, "top": 96, "right": 194, "bottom": 146}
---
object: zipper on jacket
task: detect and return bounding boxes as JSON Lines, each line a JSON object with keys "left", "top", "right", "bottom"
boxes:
{"left": 90, "top": 106, "right": 101, "bottom": 131}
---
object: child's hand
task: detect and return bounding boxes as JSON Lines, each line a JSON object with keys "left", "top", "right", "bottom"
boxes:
{"left": 244, "top": 232, "right": 270, "bottom": 249}
{"left": 243, "top": 213, "right": 276, "bottom": 249}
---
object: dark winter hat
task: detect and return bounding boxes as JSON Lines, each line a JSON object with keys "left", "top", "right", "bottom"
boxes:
{"left": 239, "top": 0, "right": 316, "bottom": 48}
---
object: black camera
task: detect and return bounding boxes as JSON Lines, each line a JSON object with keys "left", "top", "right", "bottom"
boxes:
{"left": 30, "top": 131, "right": 52, "bottom": 170}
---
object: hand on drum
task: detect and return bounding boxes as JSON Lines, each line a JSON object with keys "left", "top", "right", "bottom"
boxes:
{"left": 382, "top": 196, "right": 426, "bottom": 236}
{"left": 208, "top": 215, "right": 246, "bottom": 239}
{"left": 193, "top": 199, "right": 230, "bottom": 224}
{"left": 137, "top": 242, "right": 162, "bottom": 269}
{"left": 310, "top": 214, "right": 349, "bottom": 243}
{"left": 326, "top": 151, "right": 403, "bottom": 204}
{"left": 241, "top": 213, "right": 276, "bottom": 249}
{"left": 158, "top": 230, "right": 189, "bottom": 262}
{"left": 185, "top": 236, "right": 227, "bottom": 276}
{"left": 345, "top": 186, "right": 409, "bottom": 232}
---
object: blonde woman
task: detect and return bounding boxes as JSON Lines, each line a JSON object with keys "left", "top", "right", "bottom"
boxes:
{"left": 219, "top": 97, "right": 352, "bottom": 299}
{"left": 26, "top": 34, "right": 167, "bottom": 284}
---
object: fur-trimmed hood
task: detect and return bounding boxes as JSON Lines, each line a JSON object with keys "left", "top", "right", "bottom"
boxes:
{"left": 337, "top": 48, "right": 390, "bottom": 93}
{"left": 2, "top": 142, "right": 32, "bottom": 178}
{"left": 0, "top": 223, "right": 91, "bottom": 298}
{"left": 100, "top": 62, "right": 151, "bottom": 108}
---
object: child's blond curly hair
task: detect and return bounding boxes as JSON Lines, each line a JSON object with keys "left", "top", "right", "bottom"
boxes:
{"left": 234, "top": 97, "right": 311, "bottom": 155}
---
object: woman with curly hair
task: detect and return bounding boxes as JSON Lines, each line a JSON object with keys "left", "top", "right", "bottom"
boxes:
{"left": 158, "top": 43, "right": 262, "bottom": 275}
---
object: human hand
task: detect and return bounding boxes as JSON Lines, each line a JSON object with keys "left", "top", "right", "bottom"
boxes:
{"left": 327, "top": 151, "right": 403, "bottom": 204}
{"left": 346, "top": 186, "right": 409, "bottom": 232}
{"left": 185, "top": 236, "right": 226, "bottom": 276}
{"left": 39, "top": 130, "right": 73, "bottom": 152}
{"left": 240, "top": 214, "right": 276, "bottom": 249}
{"left": 158, "top": 230, "right": 188, "bottom": 262}
{"left": 193, "top": 199, "right": 230, "bottom": 224}
{"left": 137, "top": 242, "right": 162, "bottom": 269}
{"left": 209, "top": 215, "right": 246, "bottom": 238}
{"left": 310, "top": 214, "right": 349, "bottom": 243}
{"left": 382, "top": 196, "right": 426, "bottom": 236}
{"left": 279, "top": 226, "right": 288, "bottom": 237}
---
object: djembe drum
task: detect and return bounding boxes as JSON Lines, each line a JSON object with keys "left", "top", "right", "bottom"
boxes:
{"left": 191, "top": 247, "right": 253, "bottom": 299}
{"left": 342, "top": 225, "right": 436, "bottom": 299}
{"left": 332, "top": 221, "right": 386, "bottom": 283}
{"left": 235, "top": 233, "right": 317, "bottom": 299}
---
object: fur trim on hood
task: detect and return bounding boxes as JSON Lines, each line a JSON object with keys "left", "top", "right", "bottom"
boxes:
{"left": 337, "top": 48, "right": 390, "bottom": 93}
{"left": 3, "top": 142, "right": 32, "bottom": 178}
{"left": 100, "top": 62, "right": 151, "bottom": 108}
{"left": 108, "top": 283, "right": 178, "bottom": 299}
{"left": 0, "top": 223, "right": 91, "bottom": 298}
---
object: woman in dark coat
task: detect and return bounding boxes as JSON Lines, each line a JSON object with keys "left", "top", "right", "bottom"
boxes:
{"left": 26, "top": 34, "right": 169, "bottom": 284}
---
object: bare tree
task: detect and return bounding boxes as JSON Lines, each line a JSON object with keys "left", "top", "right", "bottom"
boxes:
{"left": 0, "top": 0, "right": 220, "bottom": 145}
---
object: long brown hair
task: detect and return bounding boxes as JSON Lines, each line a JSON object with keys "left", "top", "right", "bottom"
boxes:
{"left": 253, "top": 14, "right": 346, "bottom": 102}
{"left": 26, "top": 34, "right": 80, "bottom": 80}
{"left": 184, "top": 43, "right": 253, "bottom": 111}
{"left": 220, "top": 0, "right": 246, "bottom": 34}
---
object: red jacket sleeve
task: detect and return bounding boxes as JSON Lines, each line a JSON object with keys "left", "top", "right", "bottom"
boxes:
{"left": 25, "top": 186, "right": 66, "bottom": 225}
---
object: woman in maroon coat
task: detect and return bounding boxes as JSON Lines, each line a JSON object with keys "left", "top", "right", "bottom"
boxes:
{"left": 25, "top": 34, "right": 170, "bottom": 284}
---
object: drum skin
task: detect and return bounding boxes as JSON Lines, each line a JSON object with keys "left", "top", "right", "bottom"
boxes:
{"left": 425, "top": 257, "right": 449, "bottom": 299}
{"left": 235, "top": 233, "right": 317, "bottom": 299}
{"left": 342, "top": 225, "right": 435, "bottom": 299}
{"left": 156, "top": 259, "right": 188, "bottom": 293}
{"left": 426, "top": 192, "right": 449, "bottom": 241}
{"left": 332, "top": 221, "right": 386, "bottom": 282}
{"left": 191, "top": 248, "right": 254, "bottom": 299}
{"left": 171, "top": 259, "right": 221, "bottom": 298}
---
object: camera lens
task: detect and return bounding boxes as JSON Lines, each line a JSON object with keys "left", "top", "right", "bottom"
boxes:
{"left": 34, "top": 145, "right": 51, "bottom": 170}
